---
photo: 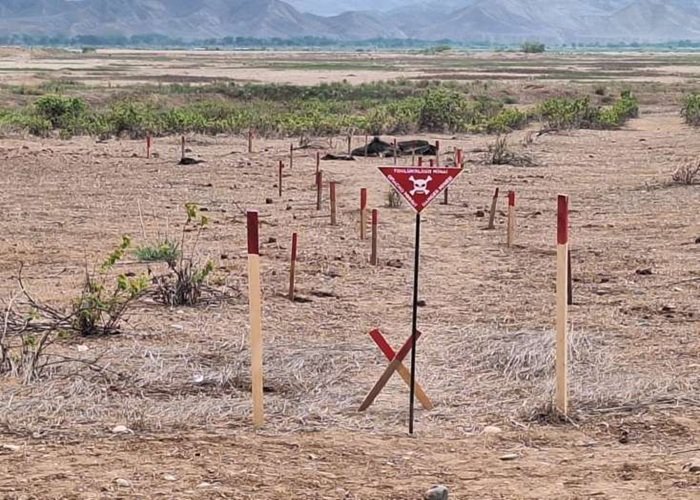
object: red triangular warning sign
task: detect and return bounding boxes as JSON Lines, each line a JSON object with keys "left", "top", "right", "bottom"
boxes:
{"left": 378, "top": 166, "right": 463, "bottom": 213}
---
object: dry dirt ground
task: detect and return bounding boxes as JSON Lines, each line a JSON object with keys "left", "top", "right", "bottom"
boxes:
{"left": 0, "top": 49, "right": 698, "bottom": 499}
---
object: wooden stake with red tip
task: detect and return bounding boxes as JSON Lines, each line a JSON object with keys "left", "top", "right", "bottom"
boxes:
{"left": 360, "top": 188, "right": 368, "bottom": 240}
{"left": 370, "top": 209, "right": 378, "bottom": 265}
{"left": 289, "top": 232, "right": 298, "bottom": 302}
{"left": 246, "top": 210, "right": 264, "bottom": 428}
{"left": 330, "top": 181, "right": 337, "bottom": 226}
{"left": 556, "top": 195, "right": 570, "bottom": 416}
{"left": 507, "top": 191, "right": 516, "bottom": 247}
{"left": 487, "top": 187, "right": 500, "bottom": 230}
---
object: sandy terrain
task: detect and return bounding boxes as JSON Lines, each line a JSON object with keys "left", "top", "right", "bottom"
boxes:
{"left": 0, "top": 110, "right": 698, "bottom": 498}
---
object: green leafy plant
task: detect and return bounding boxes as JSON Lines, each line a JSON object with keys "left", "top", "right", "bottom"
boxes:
{"left": 149, "top": 204, "right": 215, "bottom": 306}
{"left": 681, "top": 94, "right": 700, "bottom": 126}
{"left": 73, "top": 235, "right": 149, "bottom": 336}
{"left": 134, "top": 239, "right": 180, "bottom": 263}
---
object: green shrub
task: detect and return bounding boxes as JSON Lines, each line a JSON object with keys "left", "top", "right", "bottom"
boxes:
{"left": 34, "top": 94, "right": 87, "bottom": 128}
{"left": 538, "top": 92, "right": 638, "bottom": 130}
{"left": 681, "top": 94, "right": 700, "bottom": 126}
{"left": 521, "top": 41, "right": 546, "bottom": 53}
{"left": 135, "top": 239, "right": 180, "bottom": 263}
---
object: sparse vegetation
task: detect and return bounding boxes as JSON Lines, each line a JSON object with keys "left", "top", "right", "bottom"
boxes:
{"left": 681, "top": 94, "right": 700, "bottom": 126}
{"left": 386, "top": 189, "right": 403, "bottom": 209}
{"left": 672, "top": 161, "right": 700, "bottom": 185}
{"left": 538, "top": 91, "right": 638, "bottom": 130}
{"left": 521, "top": 41, "right": 546, "bottom": 53}
{"left": 148, "top": 204, "right": 215, "bottom": 307}
{"left": 135, "top": 239, "right": 180, "bottom": 263}
{"left": 488, "top": 135, "right": 536, "bottom": 167}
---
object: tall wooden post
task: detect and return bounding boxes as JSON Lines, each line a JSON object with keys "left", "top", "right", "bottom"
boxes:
{"left": 289, "top": 232, "right": 298, "bottom": 302}
{"left": 146, "top": 135, "right": 152, "bottom": 159}
{"left": 487, "top": 187, "right": 500, "bottom": 230}
{"left": 360, "top": 188, "right": 368, "bottom": 240}
{"left": 556, "top": 195, "right": 570, "bottom": 415}
{"left": 370, "top": 209, "right": 378, "bottom": 265}
{"left": 246, "top": 211, "right": 264, "bottom": 428}
{"left": 507, "top": 191, "right": 516, "bottom": 247}
{"left": 330, "top": 181, "right": 337, "bottom": 226}
{"left": 278, "top": 161, "right": 283, "bottom": 198}
{"left": 316, "top": 171, "right": 322, "bottom": 211}
{"left": 289, "top": 143, "right": 294, "bottom": 169}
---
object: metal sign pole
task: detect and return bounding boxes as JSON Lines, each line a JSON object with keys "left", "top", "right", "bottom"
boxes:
{"left": 409, "top": 212, "right": 421, "bottom": 435}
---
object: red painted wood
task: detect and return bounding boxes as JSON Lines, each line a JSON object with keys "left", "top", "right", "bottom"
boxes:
{"left": 508, "top": 191, "right": 516, "bottom": 207}
{"left": 369, "top": 329, "right": 423, "bottom": 362}
{"left": 246, "top": 211, "right": 259, "bottom": 255}
{"left": 558, "top": 194, "right": 569, "bottom": 245}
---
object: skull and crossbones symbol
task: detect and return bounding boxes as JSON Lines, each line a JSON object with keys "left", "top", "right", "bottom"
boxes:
{"left": 409, "top": 175, "right": 432, "bottom": 196}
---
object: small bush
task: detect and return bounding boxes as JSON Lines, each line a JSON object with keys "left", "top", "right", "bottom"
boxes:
{"left": 135, "top": 239, "right": 180, "bottom": 263}
{"left": 386, "top": 189, "right": 403, "bottom": 208}
{"left": 681, "top": 94, "right": 700, "bottom": 126}
{"left": 150, "top": 204, "right": 214, "bottom": 307}
{"left": 34, "top": 94, "right": 87, "bottom": 128}
{"left": 521, "top": 41, "right": 545, "bottom": 53}
{"left": 488, "top": 135, "right": 536, "bottom": 167}
{"left": 672, "top": 162, "right": 700, "bottom": 185}
{"left": 538, "top": 91, "right": 638, "bottom": 130}
{"left": 72, "top": 236, "right": 149, "bottom": 336}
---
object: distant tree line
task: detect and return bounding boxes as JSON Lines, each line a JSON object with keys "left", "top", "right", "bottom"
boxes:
{"left": 1, "top": 33, "right": 700, "bottom": 51}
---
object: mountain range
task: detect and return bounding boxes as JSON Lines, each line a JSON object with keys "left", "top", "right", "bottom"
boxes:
{"left": 1, "top": 0, "right": 700, "bottom": 43}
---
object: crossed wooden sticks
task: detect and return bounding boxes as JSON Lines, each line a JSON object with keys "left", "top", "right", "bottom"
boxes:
{"left": 358, "top": 329, "right": 433, "bottom": 411}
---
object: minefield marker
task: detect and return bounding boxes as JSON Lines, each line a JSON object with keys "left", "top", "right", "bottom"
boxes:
{"left": 347, "top": 134, "right": 352, "bottom": 156}
{"left": 556, "top": 195, "right": 570, "bottom": 415}
{"left": 278, "top": 161, "right": 284, "bottom": 198}
{"left": 393, "top": 138, "right": 398, "bottom": 165}
{"left": 289, "top": 232, "right": 298, "bottom": 301}
{"left": 568, "top": 248, "right": 573, "bottom": 306}
{"left": 315, "top": 151, "right": 320, "bottom": 176}
{"left": 360, "top": 188, "right": 368, "bottom": 240}
{"left": 487, "top": 187, "right": 500, "bottom": 230}
{"left": 146, "top": 135, "right": 152, "bottom": 159}
{"left": 181, "top": 135, "right": 185, "bottom": 161}
{"left": 369, "top": 329, "right": 433, "bottom": 410}
{"left": 377, "top": 165, "right": 463, "bottom": 434}
{"left": 370, "top": 209, "right": 378, "bottom": 266}
{"left": 246, "top": 211, "right": 264, "bottom": 428}
{"left": 435, "top": 140, "right": 440, "bottom": 166}
{"left": 316, "top": 171, "right": 323, "bottom": 211}
{"left": 289, "top": 143, "right": 294, "bottom": 169}
{"left": 507, "top": 191, "right": 516, "bottom": 247}
{"left": 359, "top": 330, "right": 424, "bottom": 412}
{"left": 248, "top": 129, "right": 253, "bottom": 153}
{"left": 330, "top": 181, "right": 337, "bottom": 226}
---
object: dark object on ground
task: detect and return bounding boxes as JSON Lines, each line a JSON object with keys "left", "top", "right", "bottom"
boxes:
{"left": 398, "top": 140, "right": 437, "bottom": 156}
{"left": 179, "top": 157, "right": 204, "bottom": 165}
{"left": 322, "top": 153, "right": 355, "bottom": 161}
{"left": 351, "top": 137, "right": 438, "bottom": 158}
{"left": 352, "top": 137, "right": 394, "bottom": 157}
{"left": 695, "top": 236, "right": 700, "bottom": 244}
{"left": 635, "top": 268, "right": 653, "bottom": 276}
